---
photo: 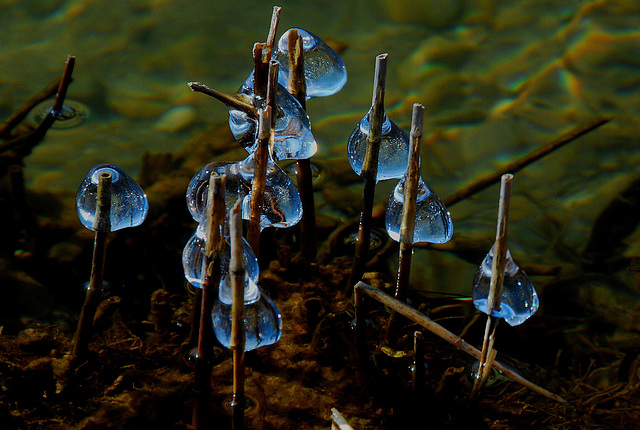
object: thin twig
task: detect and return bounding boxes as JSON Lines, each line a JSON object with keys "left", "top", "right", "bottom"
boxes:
{"left": 247, "top": 107, "right": 272, "bottom": 258}
{"left": 287, "top": 29, "right": 317, "bottom": 261}
{"left": 441, "top": 118, "right": 610, "bottom": 208}
{"left": 193, "top": 173, "right": 225, "bottom": 430}
{"left": 395, "top": 103, "right": 424, "bottom": 300}
{"left": 265, "top": 6, "right": 281, "bottom": 59}
{"left": 72, "top": 171, "right": 112, "bottom": 361}
{"left": 0, "top": 78, "right": 60, "bottom": 139}
{"left": 52, "top": 55, "right": 75, "bottom": 116}
{"left": 347, "top": 53, "right": 388, "bottom": 288}
{"left": 472, "top": 173, "right": 513, "bottom": 397}
{"left": 354, "top": 281, "right": 567, "bottom": 404}
{"left": 187, "top": 82, "right": 255, "bottom": 115}
{"left": 230, "top": 198, "right": 246, "bottom": 430}
{"left": 331, "top": 408, "right": 355, "bottom": 430}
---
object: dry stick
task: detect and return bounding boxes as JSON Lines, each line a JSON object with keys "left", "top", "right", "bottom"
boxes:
{"left": 354, "top": 281, "right": 567, "bottom": 404}
{"left": 72, "top": 171, "right": 112, "bottom": 361}
{"left": 347, "top": 53, "right": 388, "bottom": 289}
{"left": 441, "top": 117, "right": 610, "bottom": 208}
{"left": 229, "top": 199, "right": 246, "bottom": 430}
{"left": 395, "top": 103, "right": 424, "bottom": 300}
{"left": 193, "top": 173, "right": 225, "bottom": 430}
{"left": 354, "top": 281, "right": 567, "bottom": 403}
{"left": 0, "top": 56, "right": 75, "bottom": 155}
{"left": 471, "top": 173, "right": 513, "bottom": 398}
{"left": 384, "top": 103, "right": 424, "bottom": 345}
{"left": 187, "top": 82, "right": 255, "bottom": 116}
{"left": 331, "top": 408, "right": 355, "bottom": 430}
{"left": 265, "top": 6, "right": 281, "bottom": 59}
{"left": 247, "top": 106, "right": 272, "bottom": 258}
{"left": 288, "top": 29, "right": 317, "bottom": 261}
{"left": 412, "top": 331, "right": 425, "bottom": 392}
{"left": 0, "top": 78, "right": 60, "bottom": 139}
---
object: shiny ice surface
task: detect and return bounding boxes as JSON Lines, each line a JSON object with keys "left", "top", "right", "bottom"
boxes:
{"left": 385, "top": 176, "right": 453, "bottom": 244}
{"left": 347, "top": 110, "right": 410, "bottom": 182}
{"left": 272, "top": 28, "right": 347, "bottom": 98}
{"left": 472, "top": 246, "right": 539, "bottom": 326}
{"left": 76, "top": 164, "right": 148, "bottom": 232}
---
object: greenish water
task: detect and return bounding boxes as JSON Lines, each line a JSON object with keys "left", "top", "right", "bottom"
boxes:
{"left": 3, "top": 0, "right": 640, "bottom": 298}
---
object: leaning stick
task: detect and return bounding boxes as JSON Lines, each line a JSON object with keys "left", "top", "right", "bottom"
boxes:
{"left": 347, "top": 53, "right": 388, "bottom": 288}
{"left": 354, "top": 281, "right": 567, "bottom": 404}
{"left": 441, "top": 118, "right": 610, "bottom": 208}
{"left": 472, "top": 173, "right": 513, "bottom": 397}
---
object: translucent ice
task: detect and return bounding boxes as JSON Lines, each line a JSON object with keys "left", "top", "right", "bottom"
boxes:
{"left": 182, "top": 224, "right": 259, "bottom": 289}
{"left": 212, "top": 278, "right": 283, "bottom": 351}
{"left": 472, "top": 246, "right": 539, "bottom": 326}
{"left": 228, "top": 77, "right": 316, "bottom": 160}
{"left": 76, "top": 164, "right": 148, "bottom": 232}
{"left": 347, "top": 110, "right": 410, "bottom": 181}
{"left": 385, "top": 176, "right": 453, "bottom": 244}
{"left": 272, "top": 28, "right": 347, "bottom": 98}
{"left": 236, "top": 152, "right": 303, "bottom": 230}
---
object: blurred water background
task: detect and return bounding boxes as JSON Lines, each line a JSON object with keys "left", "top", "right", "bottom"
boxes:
{"left": 2, "top": 0, "right": 640, "bottom": 296}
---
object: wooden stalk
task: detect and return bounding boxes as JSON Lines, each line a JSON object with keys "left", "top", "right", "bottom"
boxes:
{"left": 287, "top": 29, "right": 317, "bottom": 261}
{"left": 229, "top": 199, "right": 246, "bottom": 430}
{"left": 72, "top": 171, "right": 111, "bottom": 361}
{"left": 193, "top": 173, "right": 225, "bottom": 430}
{"left": 354, "top": 281, "right": 567, "bottom": 404}
{"left": 347, "top": 53, "right": 388, "bottom": 288}
{"left": 472, "top": 173, "right": 513, "bottom": 397}
{"left": 247, "top": 106, "right": 272, "bottom": 258}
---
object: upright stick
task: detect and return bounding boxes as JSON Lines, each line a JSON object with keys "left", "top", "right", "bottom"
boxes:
{"left": 347, "top": 53, "right": 388, "bottom": 288}
{"left": 288, "top": 29, "right": 317, "bottom": 261}
{"left": 247, "top": 106, "right": 272, "bottom": 258}
{"left": 72, "top": 171, "right": 111, "bottom": 361}
{"left": 193, "top": 173, "right": 225, "bottom": 430}
{"left": 472, "top": 173, "right": 513, "bottom": 397}
{"left": 229, "top": 199, "right": 246, "bottom": 430}
{"left": 395, "top": 103, "right": 424, "bottom": 300}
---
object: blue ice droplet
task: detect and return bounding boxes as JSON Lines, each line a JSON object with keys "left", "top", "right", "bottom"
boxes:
{"left": 272, "top": 28, "right": 347, "bottom": 98}
{"left": 212, "top": 280, "right": 283, "bottom": 351}
{"left": 182, "top": 225, "right": 260, "bottom": 289}
{"left": 385, "top": 176, "right": 453, "bottom": 244}
{"left": 76, "top": 164, "right": 148, "bottom": 232}
{"left": 228, "top": 77, "right": 316, "bottom": 160}
{"left": 347, "top": 109, "right": 410, "bottom": 181}
{"left": 472, "top": 246, "right": 539, "bottom": 326}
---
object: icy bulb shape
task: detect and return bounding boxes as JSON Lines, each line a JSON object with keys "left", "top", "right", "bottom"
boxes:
{"left": 212, "top": 278, "right": 283, "bottom": 351}
{"left": 385, "top": 176, "right": 453, "bottom": 244}
{"left": 228, "top": 77, "right": 316, "bottom": 160}
{"left": 186, "top": 161, "right": 251, "bottom": 226}
{"left": 76, "top": 164, "right": 148, "bottom": 232}
{"left": 272, "top": 28, "right": 347, "bottom": 98}
{"left": 472, "top": 246, "right": 539, "bottom": 326}
{"left": 347, "top": 109, "right": 410, "bottom": 181}
{"left": 237, "top": 152, "right": 303, "bottom": 230}
{"left": 182, "top": 224, "right": 259, "bottom": 289}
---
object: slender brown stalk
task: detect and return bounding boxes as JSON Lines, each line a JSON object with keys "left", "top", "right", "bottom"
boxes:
{"left": 193, "top": 173, "right": 225, "bottom": 430}
{"left": 229, "top": 199, "right": 246, "bottom": 430}
{"left": 187, "top": 82, "right": 255, "bottom": 115}
{"left": 442, "top": 118, "right": 610, "bottom": 208}
{"left": 52, "top": 55, "right": 75, "bottom": 116}
{"left": 412, "top": 331, "right": 425, "bottom": 392}
{"left": 265, "top": 6, "right": 281, "bottom": 59}
{"left": 0, "top": 79, "right": 60, "bottom": 139}
{"left": 472, "top": 173, "right": 513, "bottom": 397}
{"left": 287, "top": 29, "right": 317, "bottom": 261}
{"left": 347, "top": 53, "right": 388, "bottom": 288}
{"left": 331, "top": 408, "right": 355, "bottom": 430}
{"left": 247, "top": 107, "right": 272, "bottom": 258}
{"left": 72, "top": 171, "right": 112, "bottom": 361}
{"left": 395, "top": 103, "right": 424, "bottom": 300}
{"left": 354, "top": 281, "right": 567, "bottom": 404}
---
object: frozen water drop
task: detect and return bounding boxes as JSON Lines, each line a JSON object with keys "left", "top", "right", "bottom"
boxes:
{"left": 212, "top": 280, "right": 283, "bottom": 351}
{"left": 385, "top": 176, "right": 453, "bottom": 244}
{"left": 347, "top": 110, "right": 410, "bottom": 181}
{"left": 76, "top": 164, "right": 148, "bottom": 232}
{"left": 472, "top": 246, "right": 539, "bottom": 326}
{"left": 272, "top": 28, "right": 347, "bottom": 98}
